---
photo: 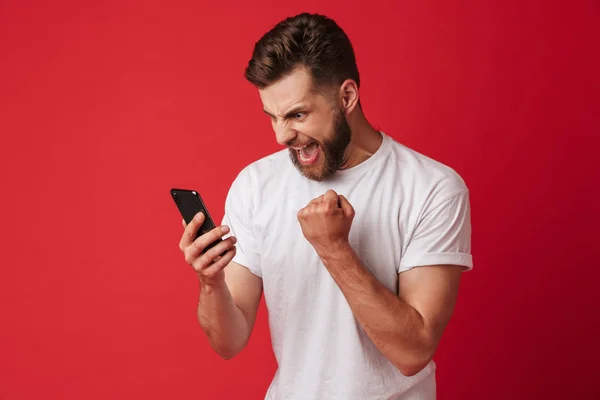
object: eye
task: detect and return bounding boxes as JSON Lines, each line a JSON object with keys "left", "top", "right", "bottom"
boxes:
{"left": 293, "top": 112, "right": 306, "bottom": 120}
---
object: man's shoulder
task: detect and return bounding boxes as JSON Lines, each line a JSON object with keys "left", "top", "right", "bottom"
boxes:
{"left": 387, "top": 136, "right": 468, "bottom": 200}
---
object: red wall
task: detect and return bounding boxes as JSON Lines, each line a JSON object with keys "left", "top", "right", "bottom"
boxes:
{"left": 1, "top": 1, "right": 599, "bottom": 399}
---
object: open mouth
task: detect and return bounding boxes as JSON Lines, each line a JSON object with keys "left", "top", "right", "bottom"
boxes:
{"left": 293, "top": 142, "right": 320, "bottom": 165}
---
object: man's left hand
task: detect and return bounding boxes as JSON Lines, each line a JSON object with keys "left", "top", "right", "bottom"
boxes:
{"left": 297, "top": 189, "right": 355, "bottom": 256}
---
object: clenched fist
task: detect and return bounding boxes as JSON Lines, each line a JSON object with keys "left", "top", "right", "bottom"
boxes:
{"left": 297, "top": 189, "right": 355, "bottom": 257}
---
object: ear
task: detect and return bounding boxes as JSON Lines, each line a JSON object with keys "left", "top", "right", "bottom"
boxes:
{"left": 339, "top": 79, "right": 359, "bottom": 115}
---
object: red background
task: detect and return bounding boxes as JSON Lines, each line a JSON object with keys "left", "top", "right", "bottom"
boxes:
{"left": 1, "top": 1, "right": 599, "bottom": 399}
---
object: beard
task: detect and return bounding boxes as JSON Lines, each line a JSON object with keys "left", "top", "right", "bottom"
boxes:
{"left": 288, "top": 109, "right": 352, "bottom": 182}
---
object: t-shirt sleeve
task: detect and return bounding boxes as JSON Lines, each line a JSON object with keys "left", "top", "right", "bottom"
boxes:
{"left": 221, "top": 168, "right": 262, "bottom": 278}
{"left": 398, "top": 189, "right": 473, "bottom": 273}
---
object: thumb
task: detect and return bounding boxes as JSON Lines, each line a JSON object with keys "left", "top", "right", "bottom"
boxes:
{"left": 338, "top": 195, "right": 354, "bottom": 218}
{"left": 323, "top": 189, "right": 338, "bottom": 207}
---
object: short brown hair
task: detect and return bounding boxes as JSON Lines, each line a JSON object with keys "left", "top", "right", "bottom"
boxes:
{"left": 244, "top": 13, "right": 360, "bottom": 93}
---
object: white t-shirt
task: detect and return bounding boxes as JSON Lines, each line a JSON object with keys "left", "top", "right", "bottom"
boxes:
{"left": 221, "top": 132, "right": 473, "bottom": 400}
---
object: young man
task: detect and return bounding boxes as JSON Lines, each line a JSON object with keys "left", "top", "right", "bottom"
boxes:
{"left": 179, "top": 13, "right": 473, "bottom": 400}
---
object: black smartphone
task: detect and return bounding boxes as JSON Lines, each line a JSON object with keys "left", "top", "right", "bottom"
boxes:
{"left": 170, "top": 188, "right": 223, "bottom": 254}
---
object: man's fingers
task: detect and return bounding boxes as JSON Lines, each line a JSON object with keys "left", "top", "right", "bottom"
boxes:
{"left": 200, "top": 235, "right": 237, "bottom": 265}
{"left": 180, "top": 212, "right": 204, "bottom": 249}
{"left": 297, "top": 206, "right": 308, "bottom": 221}
{"left": 308, "top": 195, "right": 324, "bottom": 207}
{"left": 338, "top": 195, "right": 355, "bottom": 218}
{"left": 185, "top": 227, "right": 234, "bottom": 265}
{"left": 189, "top": 224, "right": 231, "bottom": 256}
{"left": 323, "top": 190, "right": 338, "bottom": 207}
{"left": 198, "top": 237, "right": 237, "bottom": 273}
{"left": 202, "top": 246, "right": 237, "bottom": 276}
{"left": 182, "top": 218, "right": 187, "bottom": 229}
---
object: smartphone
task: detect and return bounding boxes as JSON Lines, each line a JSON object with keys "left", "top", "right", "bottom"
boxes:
{"left": 170, "top": 188, "right": 223, "bottom": 254}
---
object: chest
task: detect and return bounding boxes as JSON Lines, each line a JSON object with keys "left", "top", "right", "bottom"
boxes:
{"left": 253, "top": 181, "right": 407, "bottom": 299}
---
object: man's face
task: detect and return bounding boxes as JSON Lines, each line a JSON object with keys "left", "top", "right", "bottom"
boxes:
{"left": 259, "top": 67, "right": 351, "bottom": 181}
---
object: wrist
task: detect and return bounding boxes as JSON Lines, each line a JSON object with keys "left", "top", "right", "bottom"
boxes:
{"left": 199, "top": 276, "right": 227, "bottom": 294}
{"left": 317, "top": 240, "right": 354, "bottom": 265}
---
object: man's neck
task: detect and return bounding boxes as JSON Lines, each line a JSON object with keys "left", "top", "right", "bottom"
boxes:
{"left": 340, "top": 111, "right": 383, "bottom": 170}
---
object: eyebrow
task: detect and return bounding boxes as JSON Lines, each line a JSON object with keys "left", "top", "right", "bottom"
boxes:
{"left": 263, "top": 105, "right": 307, "bottom": 119}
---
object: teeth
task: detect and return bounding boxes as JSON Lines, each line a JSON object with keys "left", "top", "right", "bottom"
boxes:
{"left": 292, "top": 143, "right": 310, "bottom": 150}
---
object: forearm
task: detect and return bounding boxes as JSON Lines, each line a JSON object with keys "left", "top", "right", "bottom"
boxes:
{"left": 319, "top": 245, "right": 434, "bottom": 375}
{"left": 197, "top": 280, "right": 250, "bottom": 359}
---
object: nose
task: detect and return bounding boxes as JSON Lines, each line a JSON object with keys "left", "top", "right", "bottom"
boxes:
{"left": 274, "top": 122, "right": 297, "bottom": 146}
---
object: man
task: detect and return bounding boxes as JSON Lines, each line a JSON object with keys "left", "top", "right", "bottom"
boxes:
{"left": 179, "top": 12, "right": 472, "bottom": 400}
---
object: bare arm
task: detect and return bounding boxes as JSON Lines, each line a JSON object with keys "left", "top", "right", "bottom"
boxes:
{"left": 197, "top": 262, "right": 262, "bottom": 359}
{"left": 321, "top": 244, "right": 463, "bottom": 376}
{"left": 180, "top": 213, "right": 263, "bottom": 359}
{"left": 297, "top": 190, "right": 466, "bottom": 377}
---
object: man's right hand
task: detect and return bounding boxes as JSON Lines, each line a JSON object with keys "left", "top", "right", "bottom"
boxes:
{"left": 179, "top": 212, "right": 237, "bottom": 288}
